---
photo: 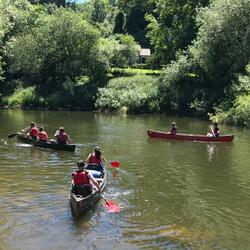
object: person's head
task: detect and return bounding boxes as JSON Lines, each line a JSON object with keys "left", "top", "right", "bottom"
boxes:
{"left": 59, "top": 127, "right": 64, "bottom": 132}
{"left": 172, "top": 122, "right": 176, "bottom": 127}
{"left": 77, "top": 160, "right": 85, "bottom": 170}
{"left": 213, "top": 122, "right": 218, "bottom": 127}
{"left": 94, "top": 146, "right": 101, "bottom": 157}
{"left": 39, "top": 127, "right": 44, "bottom": 132}
{"left": 30, "top": 122, "right": 36, "bottom": 127}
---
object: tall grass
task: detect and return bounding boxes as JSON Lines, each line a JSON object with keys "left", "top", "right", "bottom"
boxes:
{"left": 6, "top": 87, "right": 46, "bottom": 108}
{"left": 96, "top": 75, "right": 160, "bottom": 113}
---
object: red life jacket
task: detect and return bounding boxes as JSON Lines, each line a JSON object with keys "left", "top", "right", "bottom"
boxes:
{"left": 38, "top": 131, "right": 48, "bottom": 141}
{"left": 73, "top": 171, "right": 90, "bottom": 185}
{"left": 58, "top": 132, "right": 68, "bottom": 144}
{"left": 30, "top": 127, "right": 38, "bottom": 137}
{"left": 89, "top": 153, "right": 101, "bottom": 164}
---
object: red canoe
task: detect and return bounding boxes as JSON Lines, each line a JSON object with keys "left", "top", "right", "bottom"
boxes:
{"left": 147, "top": 130, "right": 234, "bottom": 142}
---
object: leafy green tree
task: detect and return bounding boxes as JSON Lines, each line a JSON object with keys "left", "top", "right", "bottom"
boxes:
{"left": 117, "top": 0, "right": 156, "bottom": 47}
{"left": 6, "top": 9, "right": 105, "bottom": 98}
{"left": 190, "top": 0, "right": 250, "bottom": 94}
{"left": 91, "top": 0, "right": 107, "bottom": 23}
{"left": 159, "top": 0, "right": 250, "bottom": 114}
{"left": 110, "top": 34, "right": 139, "bottom": 67}
{"left": 146, "top": 0, "right": 209, "bottom": 65}
{"left": 113, "top": 11, "right": 125, "bottom": 34}
{"left": 28, "top": 0, "right": 66, "bottom": 6}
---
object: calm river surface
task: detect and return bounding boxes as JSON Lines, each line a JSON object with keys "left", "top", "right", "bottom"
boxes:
{"left": 0, "top": 110, "right": 249, "bottom": 250}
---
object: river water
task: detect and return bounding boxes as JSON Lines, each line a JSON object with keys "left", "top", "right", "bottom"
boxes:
{"left": 0, "top": 109, "right": 249, "bottom": 250}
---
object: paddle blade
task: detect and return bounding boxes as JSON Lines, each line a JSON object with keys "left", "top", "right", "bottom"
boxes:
{"left": 104, "top": 200, "right": 121, "bottom": 213}
{"left": 109, "top": 161, "right": 120, "bottom": 168}
{"left": 8, "top": 133, "right": 17, "bottom": 139}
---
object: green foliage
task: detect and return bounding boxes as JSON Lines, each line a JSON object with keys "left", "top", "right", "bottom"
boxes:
{"left": 99, "top": 35, "right": 140, "bottom": 68}
{"left": 96, "top": 75, "right": 159, "bottom": 112}
{"left": 90, "top": 0, "right": 107, "bottom": 23}
{"left": 146, "top": 0, "right": 209, "bottom": 65}
{"left": 110, "top": 67, "right": 162, "bottom": 77}
{"left": 158, "top": 53, "right": 203, "bottom": 114}
{"left": 5, "top": 8, "right": 106, "bottom": 96}
{"left": 190, "top": 0, "right": 250, "bottom": 91}
{"left": 121, "top": 0, "right": 155, "bottom": 47}
{"left": 212, "top": 94, "right": 250, "bottom": 127}
{"left": 110, "top": 34, "right": 140, "bottom": 67}
{"left": 6, "top": 86, "right": 46, "bottom": 107}
{"left": 113, "top": 11, "right": 125, "bottom": 34}
{"left": 28, "top": 0, "right": 65, "bottom": 6}
{"left": 211, "top": 64, "right": 250, "bottom": 126}
{"left": 159, "top": 0, "right": 250, "bottom": 116}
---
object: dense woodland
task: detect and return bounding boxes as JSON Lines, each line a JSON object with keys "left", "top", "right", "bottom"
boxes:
{"left": 0, "top": 0, "right": 249, "bottom": 126}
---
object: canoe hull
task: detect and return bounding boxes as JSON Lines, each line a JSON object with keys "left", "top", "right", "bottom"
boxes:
{"left": 69, "top": 164, "right": 106, "bottom": 216}
{"left": 16, "top": 133, "right": 75, "bottom": 151}
{"left": 147, "top": 130, "right": 234, "bottom": 142}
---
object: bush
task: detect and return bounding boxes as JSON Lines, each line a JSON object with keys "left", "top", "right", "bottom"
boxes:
{"left": 212, "top": 94, "right": 250, "bottom": 126}
{"left": 96, "top": 75, "right": 159, "bottom": 113}
{"left": 6, "top": 87, "right": 46, "bottom": 108}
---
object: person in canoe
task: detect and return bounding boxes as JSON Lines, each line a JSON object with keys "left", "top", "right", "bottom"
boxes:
{"left": 54, "top": 127, "right": 70, "bottom": 144}
{"left": 72, "top": 160, "right": 100, "bottom": 197}
{"left": 37, "top": 127, "right": 48, "bottom": 142}
{"left": 85, "top": 146, "right": 107, "bottom": 165}
{"left": 169, "top": 121, "right": 177, "bottom": 134}
{"left": 207, "top": 122, "right": 220, "bottom": 137}
{"left": 21, "top": 122, "right": 38, "bottom": 140}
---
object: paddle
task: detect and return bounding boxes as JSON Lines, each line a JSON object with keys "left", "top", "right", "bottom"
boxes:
{"left": 107, "top": 160, "right": 120, "bottom": 168}
{"left": 99, "top": 192, "right": 120, "bottom": 213}
{"left": 8, "top": 133, "right": 17, "bottom": 139}
{"left": 210, "top": 126, "right": 215, "bottom": 137}
{"left": 8, "top": 125, "right": 31, "bottom": 138}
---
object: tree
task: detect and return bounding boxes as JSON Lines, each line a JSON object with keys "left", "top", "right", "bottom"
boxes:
{"left": 146, "top": 0, "right": 209, "bottom": 65}
{"left": 91, "top": 0, "right": 107, "bottom": 23}
{"left": 109, "top": 34, "right": 139, "bottom": 67}
{"left": 6, "top": 9, "right": 105, "bottom": 97}
{"left": 113, "top": 11, "right": 125, "bottom": 34}
{"left": 28, "top": 0, "right": 66, "bottom": 7}
{"left": 190, "top": 0, "right": 250, "bottom": 102}
{"left": 159, "top": 0, "right": 250, "bottom": 114}
{"left": 115, "top": 0, "right": 156, "bottom": 47}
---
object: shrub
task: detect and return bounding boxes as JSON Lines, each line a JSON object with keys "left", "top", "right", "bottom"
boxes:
{"left": 96, "top": 75, "right": 159, "bottom": 113}
{"left": 212, "top": 94, "right": 250, "bottom": 126}
{"left": 6, "top": 87, "right": 46, "bottom": 108}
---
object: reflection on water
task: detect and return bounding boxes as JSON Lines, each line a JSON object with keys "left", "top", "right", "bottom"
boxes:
{"left": 0, "top": 110, "right": 250, "bottom": 249}
{"left": 207, "top": 144, "right": 216, "bottom": 162}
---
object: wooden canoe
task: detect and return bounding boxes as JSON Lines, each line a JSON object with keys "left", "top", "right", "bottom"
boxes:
{"left": 16, "top": 132, "right": 76, "bottom": 151}
{"left": 69, "top": 164, "right": 106, "bottom": 216}
{"left": 147, "top": 130, "right": 234, "bottom": 142}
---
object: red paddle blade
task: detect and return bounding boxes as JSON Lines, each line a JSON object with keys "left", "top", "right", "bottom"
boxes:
{"left": 110, "top": 161, "right": 120, "bottom": 168}
{"left": 104, "top": 201, "right": 121, "bottom": 213}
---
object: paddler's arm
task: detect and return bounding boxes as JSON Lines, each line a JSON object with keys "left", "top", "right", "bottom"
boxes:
{"left": 21, "top": 126, "right": 31, "bottom": 133}
{"left": 85, "top": 153, "right": 91, "bottom": 164}
{"left": 88, "top": 172, "right": 100, "bottom": 192}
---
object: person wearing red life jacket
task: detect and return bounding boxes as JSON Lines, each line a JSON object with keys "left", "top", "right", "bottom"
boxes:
{"left": 21, "top": 122, "right": 38, "bottom": 140}
{"left": 85, "top": 146, "right": 107, "bottom": 165}
{"left": 54, "top": 127, "right": 70, "bottom": 144}
{"left": 169, "top": 121, "right": 177, "bottom": 135}
{"left": 38, "top": 127, "right": 48, "bottom": 142}
{"left": 72, "top": 160, "right": 100, "bottom": 197}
